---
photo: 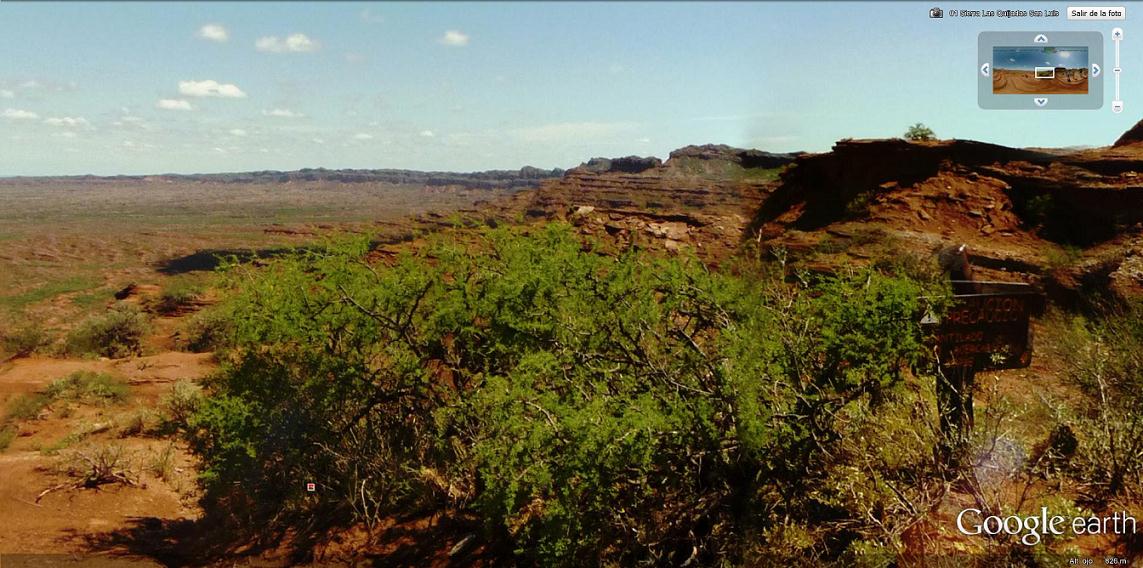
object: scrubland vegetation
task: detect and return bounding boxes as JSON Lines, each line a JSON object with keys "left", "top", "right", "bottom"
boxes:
{"left": 173, "top": 223, "right": 962, "bottom": 564}
{"left": 4, "top": 221, "right": 1142, "bottom": 564}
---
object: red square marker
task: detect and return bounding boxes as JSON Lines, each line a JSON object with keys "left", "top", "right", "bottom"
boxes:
{"left": 306, "top": 482, "right": 316, "bottom": 492}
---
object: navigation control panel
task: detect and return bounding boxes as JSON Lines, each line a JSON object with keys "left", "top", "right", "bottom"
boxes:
{"left": 978, "top": 31, "right": 1105, "bottom": 109}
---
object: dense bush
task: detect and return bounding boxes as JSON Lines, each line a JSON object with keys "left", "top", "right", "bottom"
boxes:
{"left": 66, "top": 305, "right": 150, "bottom": 358}
{"left": 186, "top": 224, "right": 947, "bottom": 563}
{"left": 0, "top": 320, "right": 50, "bottom": 357}
{"left": 1054, "top": 304, "right": 1143, "bottom": 501}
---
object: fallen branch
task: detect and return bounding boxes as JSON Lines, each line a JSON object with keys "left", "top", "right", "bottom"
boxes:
{"left": 35, "top": 482, "right": 71, "bottom": 503}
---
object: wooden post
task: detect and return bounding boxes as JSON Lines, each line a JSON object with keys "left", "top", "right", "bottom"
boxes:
{"left": 936, "top": 363, "right": 975, "bottom": 467}
{"left": 928, "top": 245, "right": 1040, "bottom": 470}
{"left": 935, "top": 244, "right": 979, "bottom": 469}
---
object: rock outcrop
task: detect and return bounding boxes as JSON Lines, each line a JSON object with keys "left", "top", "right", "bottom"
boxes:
{"left": 486, "top": 144, "right": 789, "bottom": 262}
{"left": 1114, "top": 118, "right": 1143, "bottom": 147}
{"left": 667, "top": 144, "right": 802, "bottom": 170}
{"left": 575, "top": 156, "right": 662, "bottom": 174}
{"left": 478, "top": 129, "right": 1143, "bottom": 302}
{"left": 748, "top": 134, "right": 1143, "bottom": 302}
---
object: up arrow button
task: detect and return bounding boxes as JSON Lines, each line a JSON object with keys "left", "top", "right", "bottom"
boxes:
{"left": 1034, "top": 34, "right": 1049, "bottom": 43}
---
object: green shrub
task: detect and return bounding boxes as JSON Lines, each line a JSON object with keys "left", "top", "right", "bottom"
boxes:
{"left": 66, "top": 305, "right": 150, "bottom": 358}
{"left": 0, "top": 425, "right": 17, "bottom": 451}
{"left": 45, "top": 371, "right": 129, "bottom": 404}
{"left": 186, "top": 224, "right": 946, "bottom": 564}
{"left": 147, "top": 443, "right": 177, "bottom": 480}
{"left": 179, "top": 308, "right": 233, "bottom": 353}
{"left": 845, "top": 190, "right": 875, "bottom": 218}
{"left": 1023, "top": 193, "right": 1055, "bottom": 227}
{"left": 2, "top": 372, "right": 126, "bottom": 429}
{"left": 118, "top": 409, "right": 160, "bottom": 438}
{"left": 5, "top": 393, "right": 50, "bottom": 421}
{"left": 162, "top": 380, "right": 203, "bottom": 428}
{"left": 1, "top": 320, "right": 50, "bottom": 356}
{"left": 1044, "top": 244, "right": 1083, "bottom": 269}
{"left": 148, "top": 280, "right": 205, "bottom": 316}
{"left": 1054, "top": 304, "right": 1143, "bottom": 501}
{"left": 903, "top": 123, "right": 936, "bottom": 142}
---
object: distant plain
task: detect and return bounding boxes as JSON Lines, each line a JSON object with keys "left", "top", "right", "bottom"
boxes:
{"left": 0, "top": 178, "right": 513, "bottom": 329}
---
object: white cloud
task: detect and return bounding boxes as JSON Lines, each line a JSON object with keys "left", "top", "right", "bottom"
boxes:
{"left": 344, "top": 52, "right": 367, "bottom": 64}
{"left": 2, "top": 108, "right": 39, "bottom": 120}
{"left": 608, "top": 63, "right": 625, "bottom": 75}
{"left": 353, "top": 133, "right": 374, "bottom": 140}
{"left": 52, "top": 131, "right": 78, "bottom": 139}
{"left": 360, "top": 8, "right": 385, "bottom": 24}
{"left": 112, "top": 115, "right": 149, "bottom": 130}
{"left": 179, "top": 79, "right": 247, "bottom": 98}
{"left": 312, "top": 138, "right": 325, "bottom": 145}
{"left": 43, "top": 116, "right": 90, "bottom": 127}
{"left": 256, "top": 33, "right": 319, "bottom": 53}
{"left": 19, "top": 80, "right": 40, "bottom": 89}
{"left": 419, "top": 130, "right": 435, "bottom": 138}
{"left": 229, "top": 128, "right": 248, "bottom": 137}
{"left": 0, "top": 89, "right": 13, "bottom": 99}
{"left": 198, "top": 24, "right": 229, "bottom": 42}
{"left": 156, "top": 99, "right": 194, "bottom": 111}
{"left": 439, "top": 30, "right": 470, "bottom": 47}
{"left": 262, "top": 108, "right": 304, "bottom": 118}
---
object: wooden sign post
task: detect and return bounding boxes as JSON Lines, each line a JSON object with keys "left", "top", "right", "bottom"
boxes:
{"left": 927, "top": 246, "right": 1042, "bottom": 467}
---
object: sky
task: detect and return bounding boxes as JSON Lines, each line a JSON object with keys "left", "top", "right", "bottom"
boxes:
{"left": 995, "top": 46, "right": 1089, "bottom": 70}
{"left": 1, "top": 1, "right": 1141, "bottom": 176}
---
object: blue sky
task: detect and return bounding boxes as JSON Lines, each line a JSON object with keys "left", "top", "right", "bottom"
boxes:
{"left": 1, "top": 1, "right": 1140, "bottom": 175}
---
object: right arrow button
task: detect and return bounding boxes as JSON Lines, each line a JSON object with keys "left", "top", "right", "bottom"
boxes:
{"left": 1092, "top": 63, "right": 1102, "bottom": 77}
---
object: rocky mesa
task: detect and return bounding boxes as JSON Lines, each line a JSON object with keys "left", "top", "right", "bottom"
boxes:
{"left": 485, "top": 126, "right": 1143, "bottom": 303}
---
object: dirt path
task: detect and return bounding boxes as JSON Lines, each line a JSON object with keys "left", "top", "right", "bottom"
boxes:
{"left": 0, "top": 351, "right": 214, "bottom": 561}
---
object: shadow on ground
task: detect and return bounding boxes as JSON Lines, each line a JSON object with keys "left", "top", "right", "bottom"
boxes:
{"left": 74, "top": 512, "right": 496, "bottom": 567}
{"left": 156, "top": 232, "right": 418, "bottom": 275}
{"left": 155, "top": 248, "right": 298, "bottom": 275}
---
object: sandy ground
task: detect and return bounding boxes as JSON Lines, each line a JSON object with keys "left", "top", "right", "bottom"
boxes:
{"left": 0, "top": 353, "right": 214, "bottom": 562}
